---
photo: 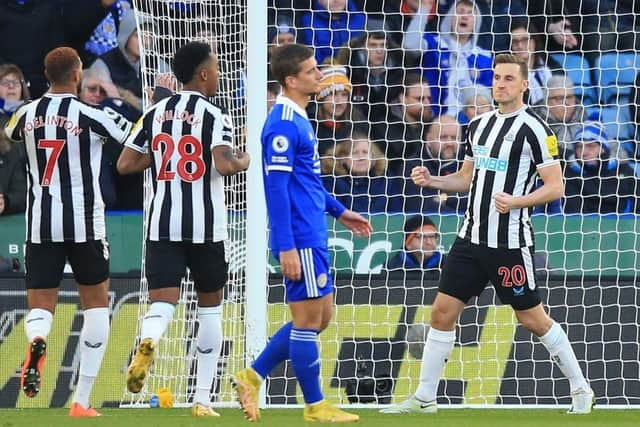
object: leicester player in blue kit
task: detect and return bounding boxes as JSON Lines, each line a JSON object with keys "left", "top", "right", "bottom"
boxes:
{"left": 233, "top": 44, "right": 372, "bottom": 423}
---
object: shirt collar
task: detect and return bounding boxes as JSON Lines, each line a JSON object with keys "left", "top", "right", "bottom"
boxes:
{"left": 179, "top": 90, "right": 207, "bottom": 97}
{"left": 276, "top": 94, "right": 308, "bottom": 119}
{"left": 496, "top": 104, "right": 528, "bottom": 118}
{"left": 44, "top": 93, "right": 77, "bottom": 98}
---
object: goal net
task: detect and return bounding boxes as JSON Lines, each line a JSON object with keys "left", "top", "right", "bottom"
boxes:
{"left": 120, "top": 0, "right": 250, "bottom": 408}
{"left": 121, "top": 0, "right": 640, "bottom": 410}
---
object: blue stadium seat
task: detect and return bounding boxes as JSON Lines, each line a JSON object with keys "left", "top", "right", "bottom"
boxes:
{"left": 593, "top": 52, "right": 640, "bottom": 104}
{"left": 599, "top": 105, "right": 634, "bottom": 141}
{"left": 550, "top": 53, "right": 597, "bottom": 106}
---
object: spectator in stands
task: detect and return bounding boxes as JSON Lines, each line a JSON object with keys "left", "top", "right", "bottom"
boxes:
{"left": 510, "top": 20, "right": 553, "bottom": 106}
{"left": 385, "top": 215, "right": 446, "bottom": 272}
{"left": 563, "top": 123, "right": 638, "bottom": 214}
{"left": 0, "top": 133, "right": 27, "bottom": 215}
{"left": 268, "top": 16, "right": 297, "bottom": 58}
{"left": 0, "top": 64, "right": 30, "bottom": 126}
{"left": 84, "top": 1, "right": 133, "bottom": 64}
{"left": 402, "top": 116, "right": 467, "bottom": 213}
{"left": 437, "top": 0, "right": 528, "bottom": 53}
{"left": 308, "top": 66, "right": 364, "bottom": 156}
{"left": 89, "top": 10, "right": 170, "bottom": 113}
{"left": 0, "top": 64, "right": 29, "bottom": 213}
{"left": 388, "top": 0, "right": 438, "bottom": 64}
{"left": 78, "top": 67, "right": 142, "bottom": 210}
{"left": 335, "top": 31, "right": 403, "bottom": 123}
{"left": 533, "top": 75, "right": 588, "bottom": 159}
{"left": 459, "top": 85, "right": 493, "bottom": 125}
{"left": 404, "top": 0, "right": 493, "bottom": 118}
{"left": 372, "top": 72, "right": 433, "bottom": 173}
{"left": 300, "top": 0, "right": 366, "bottom": 64}
{"left": 322, "top": 132, "right": 402, "bottom": 214}
{"left": 526, "top": 2, "right": 579, "bottom": 53}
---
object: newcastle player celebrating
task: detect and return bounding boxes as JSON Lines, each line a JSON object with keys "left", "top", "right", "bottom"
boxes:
{"left": 5, "top": 47, "right": 133, "bottom": 417}
{"left": 382, "top": 54, "right": 594, "bottom": 415}
{"left": 117, "top": 41, "right": 250, "bottom": 417}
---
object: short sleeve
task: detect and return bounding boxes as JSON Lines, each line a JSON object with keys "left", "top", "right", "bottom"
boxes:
{"left": 209, "top": 108, "right": 234, "bottom": 149}
{"left": 4, "top": 103, "right": 28, "bottom": 142}
{"left": 123, "top": 114, "right": 149, "bottom": 153}
{"left": 262, "top": 120, "right": 299, "bottom": 173}
{"left": 89, "top": 105, "right": 133, "bottom": 143}
{"left": 464, "top": 118, "right": 480, "bottom": 161}
{"left": 528, "top": 123, "right": 560, "bottom": 169}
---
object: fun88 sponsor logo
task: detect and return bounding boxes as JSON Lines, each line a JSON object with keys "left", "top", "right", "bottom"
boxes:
{"left": 473, "top": 146, "right": 508, "bottom": 172}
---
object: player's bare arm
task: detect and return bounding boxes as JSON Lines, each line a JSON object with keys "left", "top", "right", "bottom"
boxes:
{"left": 494, "top": 163, "right": 563, "bottom": 214}
{"left": 117, "top": 146, "right": 152, "bottom": 174}
{"left": 337, "top": 210, "right": 373, "bottom": 238}
{"left": 411, "top": 160, "right": 474, "bottom": 193}
{"left": 212, "top": 145, "right": 250, "bottom": 176}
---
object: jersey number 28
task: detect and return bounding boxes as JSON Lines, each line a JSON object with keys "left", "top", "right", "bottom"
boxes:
{"left": 151, "top": 133, "right": 206, "bottom": 182}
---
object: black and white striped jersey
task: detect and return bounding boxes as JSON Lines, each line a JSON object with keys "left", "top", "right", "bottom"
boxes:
{"left": 124, "top": 91, "right": 233, "bottom": 243}
{"left": 459, "top": 106, "right": 559, "bottom": 249}
{"left": 4, "top": 93, "right": 132, "bottom": 243}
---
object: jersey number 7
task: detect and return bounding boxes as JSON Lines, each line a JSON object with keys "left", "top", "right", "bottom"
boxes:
{"left": 37, "top": 139, "right": 66, "bottom": 187}
{"left": 151, "top": 133, "right": 206, "bottom": 182}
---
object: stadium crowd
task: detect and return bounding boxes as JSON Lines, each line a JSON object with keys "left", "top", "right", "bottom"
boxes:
{"left": 1, "top": 0, "right": 640, "bottom": 221}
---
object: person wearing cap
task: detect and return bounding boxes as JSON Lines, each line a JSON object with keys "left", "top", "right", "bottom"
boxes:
{"left": 563, "top": 122, "right": 638, "bottom": 214}
{"left": 308, "top": 65, "right": 364, "bottom": 156}
{"left": 385, "top": 215, "right": 446, "bottom": 271}
{"left": 268, "top": 18, "right": 297, "bottom": 58}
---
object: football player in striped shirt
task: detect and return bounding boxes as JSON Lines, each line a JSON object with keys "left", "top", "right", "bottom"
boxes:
{"left": 5, "top": 47, "right": 133, "bottom": 417}
{"left": 382, "top": 54, "right": 594, "bottom": 415}
{"left": 117, "top": 41, "right": 250, "bottom": 417}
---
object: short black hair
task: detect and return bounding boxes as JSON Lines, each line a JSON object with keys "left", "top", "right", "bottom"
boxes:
{"left": 270, "top": 43, "right": 314, "bottom": 87}
{"left": 172, "top": 41, "right": 212, "bottom": 84}
{"left": 404, "top": 215, "right": 436, "bottom": 234}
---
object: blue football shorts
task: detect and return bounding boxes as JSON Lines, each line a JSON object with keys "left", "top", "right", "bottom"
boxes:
{"left": 274, "top": 246, "right": 334, "bottom": 302}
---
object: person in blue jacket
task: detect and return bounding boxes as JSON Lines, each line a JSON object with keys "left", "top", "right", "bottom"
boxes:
{"left": 300, "top": 0, "right": 366, "bottom": 64}
{"left": 404, "top": 0, "right": 493, "bottom": 117}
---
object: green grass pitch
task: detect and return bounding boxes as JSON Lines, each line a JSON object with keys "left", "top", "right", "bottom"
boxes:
{"left": 0, "top": 408, "right": 638, "bottom": 427}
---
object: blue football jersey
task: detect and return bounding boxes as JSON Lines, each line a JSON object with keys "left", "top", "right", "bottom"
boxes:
{"left": 261, "top": 95, "right": 328, "bottom": 251}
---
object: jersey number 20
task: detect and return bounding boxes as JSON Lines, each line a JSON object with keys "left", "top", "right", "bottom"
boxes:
{"left": 151, "top": 133, "right": 206, "bottom": 182}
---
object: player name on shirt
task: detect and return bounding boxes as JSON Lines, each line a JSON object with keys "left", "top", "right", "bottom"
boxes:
{"left": 155, "top": 109, "right": 202, "bottom": 126}
{"left": 23, "top": 115, "right": 83, "bottom": 136}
